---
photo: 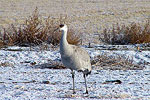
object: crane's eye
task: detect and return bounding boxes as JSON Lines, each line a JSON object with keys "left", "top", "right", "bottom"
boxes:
{"left": 60, "top": 24, "right": 64, "bottom": 28}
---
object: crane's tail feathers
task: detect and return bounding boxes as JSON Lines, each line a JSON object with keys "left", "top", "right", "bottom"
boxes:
{"left": 78, "top": 69, "right": 91, "bottom": 76}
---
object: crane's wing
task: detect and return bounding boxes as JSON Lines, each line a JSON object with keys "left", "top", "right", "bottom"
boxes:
{"left": 71, "top": 45, "right": 90, "bottom": 62}
{"left": 71, "top": 45, "right": 91, "bottom": 75}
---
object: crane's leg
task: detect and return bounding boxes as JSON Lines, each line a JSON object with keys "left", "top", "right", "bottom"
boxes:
{"left": 71, "top": 70, "right": 75, "bottom": 94}
{"left": 83, "top": 74, "right": 88, "bottom": 94}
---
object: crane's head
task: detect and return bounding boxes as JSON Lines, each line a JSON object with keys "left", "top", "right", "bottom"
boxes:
{"left": 53, "top": 24, "right": 68, "bottom": 33}
{"left": 59, "top": 24, "right": 68, "bottom": 32}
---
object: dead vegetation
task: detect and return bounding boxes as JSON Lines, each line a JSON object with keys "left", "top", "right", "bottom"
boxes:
{"left": 100, "top": 21, "right": 150, "bottom": 45}
{"left": 0, "top": 61, "right": 14, "bottom": 67}
{"left": 32, "top": 60, "right": 66, "bottom": 69}
{"left": 91, "top": 54, "right": 143, "bottom": 70}
{"left": 0, "top": 8, "right": 81, "bottom": 47}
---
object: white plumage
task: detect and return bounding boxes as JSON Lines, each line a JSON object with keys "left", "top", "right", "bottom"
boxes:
{"left": 59, "top": 24, "right": 91, "bottom": 94}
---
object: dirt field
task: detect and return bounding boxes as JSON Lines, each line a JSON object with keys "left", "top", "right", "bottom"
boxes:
{"left": 0, "top": 0, "right": 150, "bottom": 43}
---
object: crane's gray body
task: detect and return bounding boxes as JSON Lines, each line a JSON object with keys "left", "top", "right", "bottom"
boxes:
{"left": 59, "top": 25, "right": 91, "bottom": 74}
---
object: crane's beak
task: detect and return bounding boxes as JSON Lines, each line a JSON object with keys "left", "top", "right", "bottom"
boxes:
{"left": 54, "top": 27, "right": 59, "bottom": 32}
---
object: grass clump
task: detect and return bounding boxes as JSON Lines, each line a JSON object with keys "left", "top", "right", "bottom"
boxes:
{"left": 91, "top": 55, "right": 143, "bottom": 70}
{"left": 100, "top": 21, "right": 150, "bottom": 45}
{"left": 0, "top": 8, "right": 81, "bottom": 47}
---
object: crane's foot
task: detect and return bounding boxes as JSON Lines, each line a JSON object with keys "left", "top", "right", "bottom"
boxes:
{"left": 83, "top": 90, "right": 88, "bottom": 94}
{"left": 73, "top": 91, "right": 76, "bottom": 94}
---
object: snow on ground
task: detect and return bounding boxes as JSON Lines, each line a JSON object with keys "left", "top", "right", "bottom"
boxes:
{"left": 0, "top": 45, "right": 150, "bottom": 99}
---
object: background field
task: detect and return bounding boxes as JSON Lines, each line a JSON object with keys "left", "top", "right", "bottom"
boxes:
{"left": 0, "top": 0, "right": 150, "bottom": 44}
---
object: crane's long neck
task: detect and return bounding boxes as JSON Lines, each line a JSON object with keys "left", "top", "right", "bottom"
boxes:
{"left": 60, "top": 30, "right": 70, "bottom": 53}
{"left": 61, "top": 30, "right": 68, "bottom": 45}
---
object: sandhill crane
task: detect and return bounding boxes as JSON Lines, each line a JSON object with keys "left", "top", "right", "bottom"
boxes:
{"left": 58, "top": 24, "right": 91, "bottom": 94}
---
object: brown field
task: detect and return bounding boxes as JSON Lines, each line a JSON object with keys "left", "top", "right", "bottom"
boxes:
{"left": 0, "top": 0, "right": 150, "bottom": 44}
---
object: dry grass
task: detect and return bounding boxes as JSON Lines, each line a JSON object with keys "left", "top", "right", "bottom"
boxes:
{"left": 0, "top": 8, "right": 81, "bottom": 47}
{"left": 91, "top": 54, "right": 143, "bottom": 70}
{"left": 33, "top": 60, "right": 66, "bottom": 69}
{"left": 100, "top": 21, "right": 150, "bottom": 45}
{"left": 0, "top": 61, "right": 14, "bottom": 67}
